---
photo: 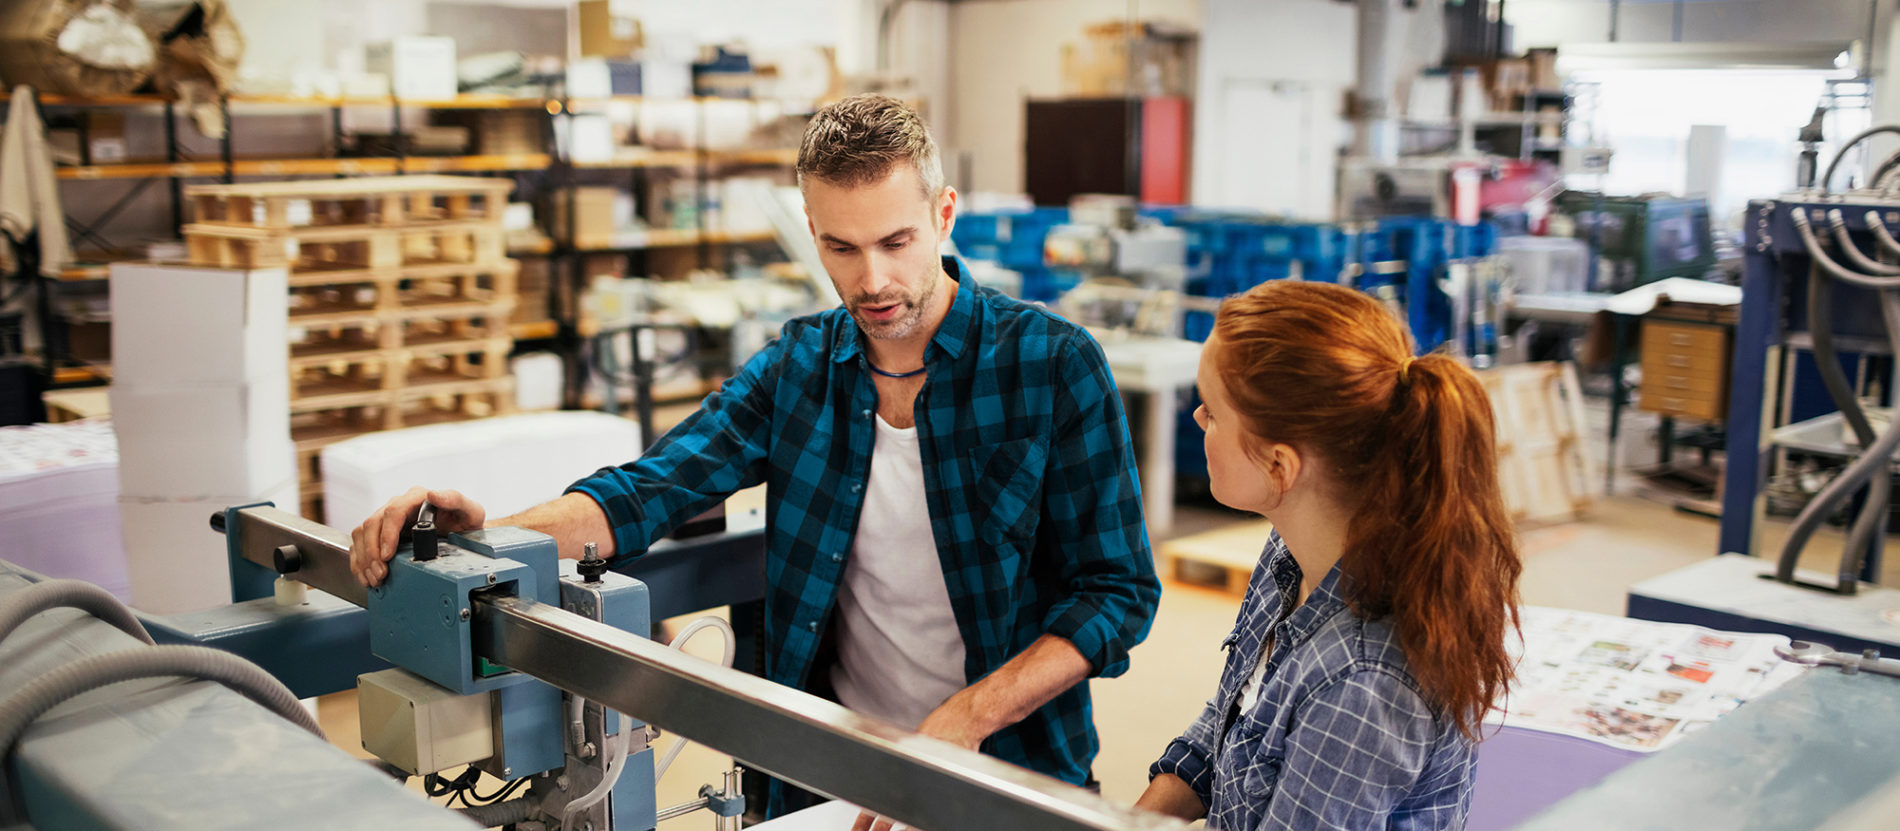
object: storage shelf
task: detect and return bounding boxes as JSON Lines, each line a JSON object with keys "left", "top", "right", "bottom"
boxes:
{"left": 60, "top": 154, "right": 550, "bottom": 180}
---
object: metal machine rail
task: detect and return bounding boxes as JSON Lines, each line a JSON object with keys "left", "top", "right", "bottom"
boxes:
{"left": 223, "top": 506, "right": 1182, "bottom": 831}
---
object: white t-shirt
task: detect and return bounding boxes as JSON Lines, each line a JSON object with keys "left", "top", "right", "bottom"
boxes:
{"left": 829, "top": 415, "right": 968, "bottom": 730}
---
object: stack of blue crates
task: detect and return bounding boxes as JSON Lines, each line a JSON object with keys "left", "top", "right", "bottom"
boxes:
{"left": 949, "top": 207, "right": 1079, "bottom": 302}
{"left": 950, "top": 207, "right": 1500, "bottom": 481}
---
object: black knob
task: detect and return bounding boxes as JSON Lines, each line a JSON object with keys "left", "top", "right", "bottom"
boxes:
{"left": 272, "top": 544, "right": 302, "bottom": 575}
{"left": 209, "top": 511, "right": 227, "bottom": 533}
{"left": 578, "top": 541, "right": 606, "bottom": 583}
{"left": 412, "top": 519, "right": 438, "bottom": 562}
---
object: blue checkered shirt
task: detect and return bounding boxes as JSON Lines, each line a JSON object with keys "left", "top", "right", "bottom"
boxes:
{"left": 570, "top": 256, "right": 1159, "bottom": 797}
{"left": 1150, "top": 532, "right": 1476, "bottom": 830}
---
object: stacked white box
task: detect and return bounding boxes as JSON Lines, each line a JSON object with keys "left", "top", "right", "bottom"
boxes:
{"left": 321, "top": 411, "right": 640, "bottom": 528}
{"left": 110, "top": 263, "right": 298, "bottom": 614}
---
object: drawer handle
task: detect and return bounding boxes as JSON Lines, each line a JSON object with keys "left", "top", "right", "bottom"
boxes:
{"left": 1667, "top": 355, "right": 1691, "bottom": 368}
{"left": 1668, "top": 333, "right": 1694, "bottom": 346}
{"left": 1667, "top": 377, "right": 1690, "bottom": 389}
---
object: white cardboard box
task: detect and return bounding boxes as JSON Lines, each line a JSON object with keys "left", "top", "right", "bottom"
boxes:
{"left": 366, "top": 36, "right": 458, "bottom": 101}
{"left": 110, "top": 263, "right": 288, "bottom": 386}
{"left": 111, "top": 379, "right": 296, "bottom": 499}
{"left": 120, "top": 481, "right": 298, "bottom": 615}
{"left": 322, "top": 411, "right": 639, "bottom": 527}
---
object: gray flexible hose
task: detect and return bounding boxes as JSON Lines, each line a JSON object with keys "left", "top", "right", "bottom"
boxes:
{"left": 0, "top": 579, "right": 154, "bottom": 647}
{"left": 1792, "top": 210, "right": 1900, "bottom": 289}
{"left": 1828, "top": 210, "right": 1900, "bottom": 275}
{"left": 1866, "top": 211, "right": 1900, "bottom": 259}
{"left": 0, "top": 645, "right": 323, "bottom": 824}
{"left": 457, "top": 796, "right": 540, "bottom": 828}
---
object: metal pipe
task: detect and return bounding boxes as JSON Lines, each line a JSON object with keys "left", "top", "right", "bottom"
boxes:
{"left": 1355, "top": 0, "right": 1400, "bottom": 162}
{"left": 718, "top": 767, "right": 743, "bottom": 831}
{"left": 472, "top": 596, "right": 1184, "bottom": 831}
{"left": 655, "top": 795, "right": 710, "bottom": 822}
{"left": 1864, "top": 211, "right": 1900, "bottom": 258}
{"left": 217, "top": 506, "right": 1183, "bottom": 831}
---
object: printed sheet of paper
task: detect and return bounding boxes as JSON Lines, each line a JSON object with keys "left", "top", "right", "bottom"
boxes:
{"left": 1486, "top": 606, "right": 1805, "bottom": 752}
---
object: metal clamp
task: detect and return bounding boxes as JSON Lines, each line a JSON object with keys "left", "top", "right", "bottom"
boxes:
{"left": 1774, "top": 639, "right": 1900, "bottom": 678}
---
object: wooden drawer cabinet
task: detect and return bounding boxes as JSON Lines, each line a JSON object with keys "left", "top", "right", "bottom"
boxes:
{"left": 1638, "top": 319, "right": 1731, "bottom": 421}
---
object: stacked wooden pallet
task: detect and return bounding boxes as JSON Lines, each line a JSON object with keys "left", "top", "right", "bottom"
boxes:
{"left": 183, "top": 175, "right": 519, "bottom": 521}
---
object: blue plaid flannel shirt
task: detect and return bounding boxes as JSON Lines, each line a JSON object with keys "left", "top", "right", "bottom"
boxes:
{"left": 570, "top": 256, "right": 1159, "bottom": 800}
{"left": 1150, "top": 532, "right": 1476, "bottom": 830}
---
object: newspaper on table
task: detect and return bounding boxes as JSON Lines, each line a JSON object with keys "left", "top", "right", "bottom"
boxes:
{"left": 0, "top": 419, "right": 117, "bottom": 480}
{"left": 1486, "top": 606, "right": 1806, "bottom": 753}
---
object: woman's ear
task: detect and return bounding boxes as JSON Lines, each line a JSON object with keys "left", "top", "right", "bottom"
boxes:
{"left": 1266, "top": 442, "right": 1304, "bottom": 498}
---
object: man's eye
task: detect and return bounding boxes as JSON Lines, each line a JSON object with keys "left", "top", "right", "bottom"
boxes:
{"left": 885, "top": 241, "right": 907, "bottom": 250}
{"left": 830, "top": 247, "right": 852, "bottom": 254}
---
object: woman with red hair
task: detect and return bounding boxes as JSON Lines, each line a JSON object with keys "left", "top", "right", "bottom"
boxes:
{"left": 1137, "top": 280, "right": 1521, "bottom": 829}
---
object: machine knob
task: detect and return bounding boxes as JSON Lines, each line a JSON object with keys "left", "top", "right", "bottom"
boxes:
{"left": 272, "top": 544, "right": 302, "bottom": 575}
{"left": 578, "top": 542, "right": 607, "bottom": 583}
{"left": 209, "top": 511, "right": 227, "bottom": 533}
{"left": 412, "top": 519, "right": 439, "bottom": 562}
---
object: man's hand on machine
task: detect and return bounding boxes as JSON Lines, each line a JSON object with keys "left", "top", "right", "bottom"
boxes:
{"left": 350, "top": 487, "right": 487, "bottom": 587}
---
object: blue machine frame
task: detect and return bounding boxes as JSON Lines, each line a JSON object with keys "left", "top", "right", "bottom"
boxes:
{"left": 1720, "top": 197, "right": 1895, "bottom": 580}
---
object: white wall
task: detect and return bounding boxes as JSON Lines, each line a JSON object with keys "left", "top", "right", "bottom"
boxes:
{"left": 1191, "top": 0, "right": 1354, "bottom": 218}
{"left": 945, "top": 0, "right": 1201, "bottom": 195}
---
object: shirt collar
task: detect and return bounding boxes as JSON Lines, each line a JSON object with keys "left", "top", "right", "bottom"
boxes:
{"left": 1264, "top": 532, "right": 1350, "bottom": 644}
{"left": 831, "top": 255, "right": 977, "bottom": 365}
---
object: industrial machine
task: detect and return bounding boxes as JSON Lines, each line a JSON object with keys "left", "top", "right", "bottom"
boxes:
{"left": 0, "top": 504, "right": 1188, "bottom": 831}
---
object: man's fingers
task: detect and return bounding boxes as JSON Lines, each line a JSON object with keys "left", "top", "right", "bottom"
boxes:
{"left": 350, "top": 523, "right": 368, "bottom": 585}
{"left": 850, "top": 811, "right": 876, "bottom": 831}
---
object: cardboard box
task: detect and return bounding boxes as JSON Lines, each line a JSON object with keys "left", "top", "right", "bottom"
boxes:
{"left": 1528, "top": 47, "right": 1561, "bottom": 92}
{"left": 577, "top": 0, "right": 644, "bottom": 58}
{"left": 119, "top": 480, "right": 299, "bottom": 614}
{"left": 111, "top": 379, "right": 296, "bottom": 499}
{"left": 552, "top": 187, "right": 621, "bottom": 249}
{"left": 366, "top": 36, "right": 458, "bottom": 101}
{"left": 110, "top": 263, "right": 288, "bottom": 386}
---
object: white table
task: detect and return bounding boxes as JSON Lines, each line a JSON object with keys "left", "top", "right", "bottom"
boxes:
{"left": 1092, "top": 331, "right": 1204, "bottom": 537}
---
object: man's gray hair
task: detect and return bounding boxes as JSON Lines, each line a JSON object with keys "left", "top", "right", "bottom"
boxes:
{"left": 796, "top": 94, "right": 944, "bottom": 198}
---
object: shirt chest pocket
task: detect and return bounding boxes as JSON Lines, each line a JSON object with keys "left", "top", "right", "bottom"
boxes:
{"left": 1224, "top": 731, "right": 1285, "bottom": 800}
{"left": 966, "top": 437, "right": 1048, "bottom": 546}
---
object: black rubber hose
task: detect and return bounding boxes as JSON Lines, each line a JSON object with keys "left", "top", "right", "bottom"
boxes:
{"left": 1785, "top": 210, "right": 1900, "bottom": 589}
{"left": 1873, "top": 149, "right": 1900, "bottom": 191}
{"left": 1821, "top": 125, "right": 1900, "bottom": 193}
{"left": 0, "top": 644, "right": 323, "bottom": 824}
{"left": 1776, "top": 255, "right": 1900, "bottom": 591}
{"left": 456, "top": 796, "right": 540, "bottom": 828}
{"left": 0, "top": 580, "right": 154, "bottom": 647}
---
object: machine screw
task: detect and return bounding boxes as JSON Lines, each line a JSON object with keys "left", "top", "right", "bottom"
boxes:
{"left": 486, "top": 574, "right": 497, "bottom": 585}
{"left": 578, "top": 542, "right": 607, "bottom": 583}
{"left": 502, "top": 767, "right": 512, "bottom": 777}
{"left": 582, "top": 823, "right": 594, "bottom": 831}
{"left": 556, "top": 774, "right": 571, "bottom": 790}
{"left": 459, "top": 608, "right": 470, "bottom": 621}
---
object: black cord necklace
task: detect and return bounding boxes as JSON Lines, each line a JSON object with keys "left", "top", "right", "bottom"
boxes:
{"left": 867, "top": 360, "right": 926, "bottom": 379}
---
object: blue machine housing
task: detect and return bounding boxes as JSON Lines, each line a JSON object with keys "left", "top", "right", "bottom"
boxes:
{"left": 370, "top": 527, "right": 559, "bottom": 696}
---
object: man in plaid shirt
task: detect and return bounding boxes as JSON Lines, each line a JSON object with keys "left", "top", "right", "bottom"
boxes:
{"left": 349, "top": 95, "right": 1159, "bottom": 823}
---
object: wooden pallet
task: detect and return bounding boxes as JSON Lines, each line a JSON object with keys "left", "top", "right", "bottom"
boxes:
{"left": 185, "top": 222, "right": 507, "bottom": 272}
{"left": 291, "top": 339, "right": 513, "bottom": 412}
{"left": 1477, "top": 361, "right": 1593, "bottom": 524}
{"left": 290, "top": 376, "right": 516, "bottom": 443}
{"left": 1158, "top": 519, "right": 1274, "bottom": 595}
{"left": 186, "top": 175, "right": 513, "bottom": 230}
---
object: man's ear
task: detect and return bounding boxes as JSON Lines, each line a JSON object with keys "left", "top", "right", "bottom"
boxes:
{"left": 938, "top": 186, "right": 958, "bottom": 238}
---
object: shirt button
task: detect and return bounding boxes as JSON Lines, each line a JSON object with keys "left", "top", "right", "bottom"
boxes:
{"left": 860, "top": 408, "right": 871, "bottom": 418}
{"left": 807, "top": 621, "right": 819, "bottom": 632}
{"left": 830, "top": 553, "right": 844, "bottom": 563}
{"left": 851, "top": 483, "right": 863, "bottom": 494}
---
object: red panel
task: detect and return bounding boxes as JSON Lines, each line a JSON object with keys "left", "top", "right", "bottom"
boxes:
{"left": 1140, "top": 97, "right": 1191, "bottom": 205}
